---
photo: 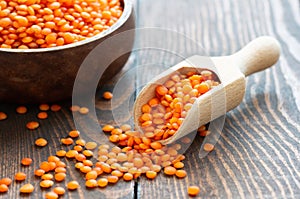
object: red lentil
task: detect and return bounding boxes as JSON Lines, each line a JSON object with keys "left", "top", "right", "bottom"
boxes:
{"left": 0, "top": 112, "right": 7, "bottom": 121}
{"left": 19, "top": 183, "right": 34, "bottom": 193}
{"left": 50, "top": 105, "right": 61, "bottom": 112}
{"left": 79, "top": 107, "right": 89, "bottom": 115}
{"left": 146, "top": 171, "right": 157, "bottom": 179}
{"left": 56, "top": 150, "right": 66, "bottom": 157}
{"left": 21, "top": 158, "right": 32, "bottom": 166}
{"left": 102, "top": 125, "right": 114, "bottom": 132}
{"left": 55, "top": 167, "right": 66, "bottom": 173}
{"left": 34, "top": 169, "right": 45, "bottom": 177}
{"left": 188, "top": 186, "right": 200, "bottom": 196}
{"left": 175, "top": 170, "right": 187, "bottom": 178}
{"left": 26, "top": 121, "right": 39, "bottom": 130}
{"left": 45, "top": 191, "right": 58, "bottom": 199}
{"left": 203, "top": 143, "right": 214, "bottom": 152}
{"left": 39, "top": 104, "right": 50, "bottom": 111}
{"left": 97, "top": 178, "right": 108, "bottom": 188}
{"left": 61, "top": 138, "right": 74, "bottom": 145}
{"left": 103, "top": 91, "right": 113, "bottom": 100}
{"left": 35, "top": 138, "right": 48, "bottom": 147}
{"left": 76, "top": 139, "right": 86, "bottom": 146}
{"left": 54, "top": 173, "right": 66, "bottom": 182}
{"left": 123, "top": 173, "right": 133, "bottom": 181}
{"left": 69, "top": 130, "right": 80, "bottom": 138}
{"left": 67, "top": 181, "right": 79, "bottom": 190}
{"left": 0, "top": 184, "right": 8, "bottom": 193}
{"left": 42, "top": 174, "right": 53, "bottom": 180}
{"left": 107, "top": 175, "right": 118, "bottom": 184}
{"left": 53, "top": 187, "right": 65, "bottom": 195}
{"left": 16, "top": 106, "right": 27, "bottom": 114}
{"left": 0, "top": 178, "right": 12, "bottom": 186}
{"left": 37, "top": 112, "right": 48, "bottom": 119}
{"left": 70, "top": 105, "right": 80, "bottom": 112}
{"left": 15, "top": 172, "right": 26, "bottom": 181}
{"left": 164, "top": 166, "right": 176, "bottom": 176}
{"left": 40, "top": 180, "right": 54, "bottom": 188}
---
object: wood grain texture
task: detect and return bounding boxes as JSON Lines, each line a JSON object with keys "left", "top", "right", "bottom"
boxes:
{"left": 0, "top": 0, "right": 300, "bottom": 199}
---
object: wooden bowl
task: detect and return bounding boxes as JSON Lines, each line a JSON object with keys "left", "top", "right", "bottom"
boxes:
{"left": 0, "top": 0, "right": 135, "bottom": 103}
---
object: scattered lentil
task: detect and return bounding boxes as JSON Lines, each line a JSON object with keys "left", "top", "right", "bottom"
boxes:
{"left": 69, "top": 130, "right": 80, "bottom": 138}
{"left": 164, "top": 166, "right": 176, "bottom": 176}
{"left": 54, "top": 173, "right": 66, "bottom": 182}
{"left": 14, "top": 172, "right": 26, "bottom": 181}
{"left": 53, "top": 187, "right": 65, "bottom": 195}
{"left": 0, "top": 112, "right": 7, "bottom": 120}
{"left": 203, "top": 143, "right": 214, "bottom": 152}
{"left": 16, "top": 106, "right": 27, "bottom": 114}
{"left": 26, "top": 121, "right": 39, "bottom": 130}
{"left": 67, "top": 181, "right": 79, "bottom": 190}
{"left": 39, "top": 104, "right": 50, "bottom": 111}
{"left": 0, "top": 178, "right": 12, "bottom": 186}
{"left": 35, "top": 138, "right": 48, "bottom": 147}
{"left": 70, "top": 105, "right": 80, "bottom": 112}
{"left": 175, "top": 170, "right": 187, "bottom": 178}
{"left": 79, "top": 107, "right": 89, "bottom": 115}
{"left": 40, "top": 180, "right": 54, "bottom": 188}
{"left": 19, "top": 183, "right": 34, "bottom": 193}
{"left": 188, "top": 186, "right": 200, "bottom": 197}
{"left": 97, "top": 178, "right": 108, "bottom": 188}
{"left": 34, "top": 169, "right": 45, "bottom": 177}
{"left": 85, "top": 142, "right": 97, "bottom": 150}
{"left": 103, "top": 91, "right": 113, "bottom": 100}
{"left": 85, "top": 179, "right": 98, "bottom": 188}
{"left": 56, "top": 150, "right": 66, "bottom": 157}
{"left": 37, "top": 112, "right": 48, "bottom": 119}
{"left": 45, "top": 191, "right": 58, "bottom": 199}
{"left": 0, "top": 184, "right": 8, "bottom": 193}
{"left": 50, "top": 105, "right": 61, "bottom": 112}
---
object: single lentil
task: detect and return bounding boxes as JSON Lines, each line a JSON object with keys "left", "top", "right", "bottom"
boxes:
{"left": 39, "top": 104, "right": 50, "bottom": 111}
{"left": 203, "top": 143, "right": 214, "bottom": 152}
{"left": 16, "top": 106, "right": 27, "bottom": 114}
{"left": 21, "top": 158, "right": 32, "bottom": 166}
{"left": 14, "top": 172, "right": 26, "bottom": 181}
{"left": 0, "top": 184, "right": 8, "bottom": 193}
{"left": 0, "top": 178, "right": 12, "bottom": 186}
{"left": 37, "top": 112, "right": 48, "bottom": 119}
{"left": 79, "top": 107, "right": 89, "bottom": 115}
{"left": 50, "top": 105, "right": 61, "bottom": 112}
{"left": 19, "top": 183, "right": 34, "bottom": 193}
{"left": 187, "top": 186, "right": 200, "bottom": 196}
{"left": 40, "top": 180, "right": 54, "bottom": 188}
{"left": 67, "top": 181, "right": 79, "bottom": 190}
{"left": 26, "top": 121, "right": 39, "bottom": 130}
{"left": 45, "top": 191, "right": 58, "bottom": 199}
{"left": 97, "top": 178, "right": 108, "bottom": 188}
{"left": 35, "top": 138, "right": 48, "bottom": 147}
{"left": 53, "top": 187, "right": 65, "bottom": 195}
{"left": 0, "top": 112, "right": 7, "bottom": 120}
{"left": 103, "top": 91, "right": 113, "bottom": 100}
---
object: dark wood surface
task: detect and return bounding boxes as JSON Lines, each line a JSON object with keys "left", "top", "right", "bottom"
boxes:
{"left": 1, "top": 0, "right": 300, "bottom": 198}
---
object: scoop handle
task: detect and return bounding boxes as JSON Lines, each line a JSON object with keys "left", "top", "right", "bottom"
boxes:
{"left": 233, "top": 36, "right": 280, "bottom": 77}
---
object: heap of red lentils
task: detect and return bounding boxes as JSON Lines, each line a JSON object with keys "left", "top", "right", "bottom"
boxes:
{"left": 0, "top": 70, "right": 219, "bottom": 198}
{"left": 0, "top": 0, "right": 123, "bottom": 49}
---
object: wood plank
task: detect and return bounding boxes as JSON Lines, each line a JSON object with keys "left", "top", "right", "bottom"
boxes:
{"left": 136, "top": 0, "right": 300, "bottom": 198}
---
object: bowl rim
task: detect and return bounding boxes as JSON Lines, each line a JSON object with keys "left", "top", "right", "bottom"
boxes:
{"left": 0, "top": 0, "right": 133, "bottom": 53}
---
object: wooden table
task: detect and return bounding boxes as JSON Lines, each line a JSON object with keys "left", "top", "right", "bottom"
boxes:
{"left": 1, "top": 0, "right": 300, "bottom": 198}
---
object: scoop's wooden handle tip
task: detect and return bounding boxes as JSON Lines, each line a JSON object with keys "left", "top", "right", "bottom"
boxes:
{"left": 234, "top": 36, "right": 281, "bottom": 76}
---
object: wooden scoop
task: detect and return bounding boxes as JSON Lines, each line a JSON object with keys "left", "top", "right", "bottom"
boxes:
{"left": 133, "top": 36, "right": 280, "bottom": 145}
